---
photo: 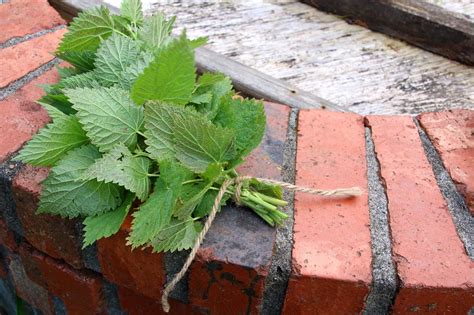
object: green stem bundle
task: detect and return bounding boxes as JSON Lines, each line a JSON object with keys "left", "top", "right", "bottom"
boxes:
{"left": 215, "top": 172, "right": 289, "bottom": 226}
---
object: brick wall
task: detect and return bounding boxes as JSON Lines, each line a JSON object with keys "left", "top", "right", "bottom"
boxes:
{"left": 0, "top": 1, "right": 473, "bottom": 314}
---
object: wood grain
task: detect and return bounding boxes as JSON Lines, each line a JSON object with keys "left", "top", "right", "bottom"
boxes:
{"left": 49, "top": 0, "right": 342, "bottom": 111}
{"left": 195, "top": 47, "right": 344, "bottom": 110}
{"left": 49, "top": 0, "right": 474, "bottom": 115}
{"left": 424, "top": 0, "right": 474, "bottom": 21}
{"left": 144, "top": 0, "right": 473, "bottom": 115}
{"left": 301, "top": 0, "right": 474, "bottom": 65}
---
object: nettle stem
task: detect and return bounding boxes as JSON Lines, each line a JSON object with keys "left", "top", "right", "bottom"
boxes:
{"left": 213, "top": 173, "right": 288, "bottom": 226}
{"left": 253, "top": 192, "right": 288, "bottom": 206}
{"left": 183, "top": 179, "right": 204, "bottom": 185}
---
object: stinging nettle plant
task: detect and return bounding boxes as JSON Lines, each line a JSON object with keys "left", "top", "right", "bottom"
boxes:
{"left": 16, "top": 0, "right": 288, "bottom": 252}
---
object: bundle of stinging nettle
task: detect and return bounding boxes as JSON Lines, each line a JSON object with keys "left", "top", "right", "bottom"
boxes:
{"left": 17, "top": 0, "right": 288, "bottom": 252}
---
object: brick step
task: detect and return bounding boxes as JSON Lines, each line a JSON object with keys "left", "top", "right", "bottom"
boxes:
{"left": 0, "top": 1, "right": 473, "bottom": 314}
{"left": 367, "top": 116, "right": 474, "bottom": 314}
{"left": 283, "top": 111, "right": 372, "bottom": 314}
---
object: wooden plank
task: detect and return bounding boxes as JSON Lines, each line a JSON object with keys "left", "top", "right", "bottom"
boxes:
{"left": 300, "top": 0, "right": 474, "bottom": 66}
{"left": 194, "top": 47, "right": 343, "bottom": 110}
{"left": 146, "top": 1, "right": 473, "bottom": 115}
{"left": 48, "top": 0, "right": 342, "bottom": 111}
{"left": 49, "top": 0, "right": 118, "bottom": 19}
{"left": 424, "top": 0, "right": 474, "bottom": 22}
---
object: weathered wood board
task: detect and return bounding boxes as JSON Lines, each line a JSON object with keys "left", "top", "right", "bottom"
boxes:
{"left": 50, "top": 0, "right": 344, "bottom": 111}
{"left": 52, "top": 0, "right": 474, "bottom": 115}
{"left": 424, "top": 0, "right": 474, "bottom": 21}
{"left": 301, "top": 0, "right": 474, "bottom": 65}
{"left": 139, "top": 0, "right": 474, "bottom": 115}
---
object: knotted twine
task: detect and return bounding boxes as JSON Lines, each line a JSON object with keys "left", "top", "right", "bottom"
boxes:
{"left": 161, "top": 175, "right": 362, "bottom": 312}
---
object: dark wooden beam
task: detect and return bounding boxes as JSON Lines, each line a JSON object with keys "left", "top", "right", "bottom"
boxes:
{"left": 300, "top": 0, "right": 474, "bottom": 66}
{"left": 48, "top": 0, "right": 345, "bottom": 111}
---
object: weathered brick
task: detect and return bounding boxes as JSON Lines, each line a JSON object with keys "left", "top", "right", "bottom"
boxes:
{"left": 13, "top": 165, "right": 85, "bottom": 269}
{"left": 18, "top": 243, "right": 47, "bottom": 289}
{"left": 0, "top": 67, "right": 60, "bottom": 163}
{"left": 190, "top": 254, "right": 268, "bottom": 314}
{"left": 8, "top": 253, "right": 54, "bottom": 315}
{"left": 118, "top": 286, "right": 203, "bottom": 315}
{"left": 418, "top": 109, "right": 474, "bottom": 214}
{"left": 0, "top": 0, "right": 65, "bottom": 44}
{"left": 27, "top": 247, "right": 104, "bottom": 315}
{"left": 0, "top": 28, "right": 66, "bottom": 88}
{"left": 237, "top": 102, "right": 290, "bottom": 179}
{"left": 0, "top": 247, "right": 8, "bottom": 279}
{"left": 367, "top": 115, "right": 474, "bottom": 314}
{"left": 188, "top": 102, "right": 289, "bottom": 314}
{"left": 283, "top": 110, "right": 372, "bottom": 314}
{"left": 97, "top": 215, "right": 167, "bottom": 300}
{"left": 0, "top": 219, "right": 17, "bottom": 251}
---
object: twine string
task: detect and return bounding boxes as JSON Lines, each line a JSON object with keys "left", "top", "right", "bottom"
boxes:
{"left": 161, "top": 176, "right": 362, "bottom": 312}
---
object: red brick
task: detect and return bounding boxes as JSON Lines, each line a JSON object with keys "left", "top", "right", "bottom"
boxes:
{"left": 0, "top": 66, "right": 60, "bottom": 163}
{"left": 0, "top": 238, "right": 12, "bottom": 280}
{"left": 0, "top": 219, "right": 17, "bottom": 251}
{"left": 8, "top": 253, "right": 54, "bottom": 315}
{"left": 367, "top": 115, "right": 474, "bottom": 314}
{"left": 18, "top": 243, "right": 47, "bottom": 288}
{"left": 189, "top": 102, "right": 289, "bottom": 314}
{"left": 0, "top": 259, "right": 6, "bottom": 279}
{"left": 97, "top": 215, "right": 167, "bottom": 300}
{"left": 28, "top": 247, "right": 104, "bottom": 315}
{"left": 13, "top": 165, "right": 85, "bottom": 269}
{"left": 283, "top": 110, "right": 371, "bottom": 314}
{"left": 117, "top": 286, "right": 204, "bottom": 315}
{"left": 418, "top": 110, "right": 474, "bottom": 214}
{"left": 190, "top": 259, "right": 266, "bottom": 314}
{"left": 0, "top": 0, "right": 65, "bottom": 44}
{"left": 237, "top": 101, "right": 290, "bottom": 179}
{"left": 0, "top": 28, "right": 66, "bottom": 88}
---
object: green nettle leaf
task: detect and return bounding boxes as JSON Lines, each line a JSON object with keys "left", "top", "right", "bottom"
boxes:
{"left": 214, "top": 97, "right": 266, "bottom": 158}
{"left": 66, "top": 86, "right": 144, "bottom": 153}
{"left": 38, "top": 93, "right": 76, "bottom": 116}
{"left": 193, "top": 73, "right": 233, "bottom": 119}
{"left": 38, "top": 102, "right": 66, "bottom": 121}
{"left": 57, "top": 6, "right": 118, "bottom": 53}
{"left": 249, "top": 178, "right": 283, "bottom": 199}
{"left": 40, "top": 83, "right": 61, "bottom": 95}
{"left": 127, "top": 160, "right": 192, "bottom": 248}
{"left": 121, "top": 0, "right": 143, "bottom": 26}
{"left": 138, "top": 12, "right": 175, "bottom": 52}
{"left": 82, "top": 192, "right": 135, "bottom": 248}
{"left": 38, "top": 145, "right": 123, "bottom": 218}
{"left": 127, "top": 186, "right": 175, "bottom": 249}
{"left": 94, "top": 33, "right": 141, "bottom": 87}
{"left": 173, "top": 109, "right": 236, "bottom": 172}
{"left": 118, "top": 51, "right": 154, "bottom": 90}
{"left": 56, "top": 50, "right": 96, "bottom": 72}
{"left": 131, "top": 33, "right": 196, "bottom": 105}
{"left": 201, "top": 163, "right": 224, "bottom": 181}
{"left": 143, "top": 102, "right": 200, "bottom": 161}
{"left": 150, "top": 218, "right": 202, "bottom": 253}
{"left": 16, "top": 115, "right": 88, "bottom": 166}
{"left": 16, "top": 0, "right": 288, "bottom": 252}
{"left": 190, "top": 92, "right": 212, "bottom": 105}
{"left": 82, "top": 143, "right": 151, "bottom": 201}
{"left": 173, "top": 182, "right": 211, "bottom": 220}
{"left": 194, "top": 189, "right": 229, "bottom": 218}
{"left": 188, "top": 36, "right": 208, "bottom": 49}
{"left": 58, "top": 72, "right": 101, "bottom": 90}
{"left": 56, "top": 66, "right": 78, "bottom": 79}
